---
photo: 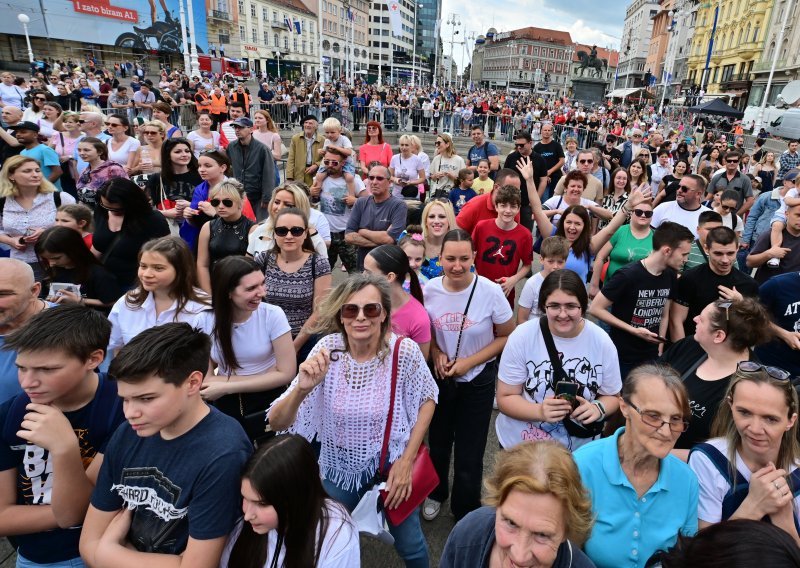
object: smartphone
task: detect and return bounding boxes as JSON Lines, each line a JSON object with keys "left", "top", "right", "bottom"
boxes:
{"left": 655, "top": 335, "right": 668, "bottom": 343}
{"left": 555, "top": 381, "right": 580, "bottom": 410}
{"left": 49, "top": 282, "right": 81, "bottom": 298}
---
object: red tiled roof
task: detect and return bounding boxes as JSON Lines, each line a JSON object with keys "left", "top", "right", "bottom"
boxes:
{"left": 498, "top": 27, "right": 573, "bottom": 46}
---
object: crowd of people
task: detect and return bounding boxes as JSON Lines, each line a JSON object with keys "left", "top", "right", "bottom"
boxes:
{"left": 1, "top": 64, "right": 800, "bottom": 568}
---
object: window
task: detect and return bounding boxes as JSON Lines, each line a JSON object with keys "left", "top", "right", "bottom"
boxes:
{"left": 238, "top": 0, "right": 244, "bottom": 13}
{"left": 284, "top": 36, "right": 289, "bottom": 49}
{"left": 310, "top": 43, "right": 314, "bottom": 55}
{"left": 274, "top": 33, "right": 279, "bottom": 47}
{"left": 294, "top": 38, "right": 298, "bottom": 51}
{"left": 264, "top": 30, "right": 269, "bottom": 44}
{"left": 239, "top": 25, "right": 245, "bottom": 40}
{"left": 252, "top": 28, "right": 257, "bottom": 42}
{"left": 302, "top": 40, "right": 306, "bottom": 53}
{"left": 753, "top": 26, "right": 760, "bottom": 42}
{"left": 250, "top": 3, "right": 256, "bottom": 17}
{"left": 273, "top": 10, "right": 278, "bottom": 22}
{"left": 263, "top": 8, "right": 268, "bottom": 21}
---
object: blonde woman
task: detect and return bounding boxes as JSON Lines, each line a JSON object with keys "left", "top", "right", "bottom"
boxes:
{"left": 428, "top": 132, "right": 465, "bottom": 198}
{"left": 247, "top": 182, "right": 329, "bottom": 257}
{"left": 130, "top": 119, "right": 166, "bottom": 179}
{"left": 0, "top": 155, "right": 76, "bottom": 279}
{"left": 562, "top": 136, "right": 579, "bottom": 174}
{"left": 252, "top": 109, "right": 283, "bottom": 162}
{"left": 152, "top": 101, "right": 183, "bottom": 139}
{"left": 196, "top": 180, "right": 257, "bottom": 293}
{"left": 389, "top": 134, "right": 426, "bottom": 197}
{"left": 753, "top": 151, "right": 777, "bottom": 194}
{"left": 419, "top": 199, "right": 457, "bottom": 280}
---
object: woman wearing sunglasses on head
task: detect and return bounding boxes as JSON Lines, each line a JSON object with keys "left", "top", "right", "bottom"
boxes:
{"left": 196, "top": 180, "right": 256, "bottom": 293}
{"left": 688, "top": 362, "right": 800, "bottom": 545}
{"left": 574, "top": 364, "right": 698, "bottom": 568}
{"left": 659, "top": 298, "right": 773, "bottom": 461}
{"left": 253, "top": 208, "right": 332, "bottom": 361}
{"left": 269, "top": 274, "right": 438, "bottom": 567}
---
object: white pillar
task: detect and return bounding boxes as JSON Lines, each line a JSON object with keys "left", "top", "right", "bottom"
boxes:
{"left": 186, "top": 0, "right": 201, "bottom": 77}
{"left": 178, "top": 0, "right": 191, "bottom": 74}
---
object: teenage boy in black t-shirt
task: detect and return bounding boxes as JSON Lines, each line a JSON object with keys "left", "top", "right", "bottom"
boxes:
{"left": 588, "top": 221, "right": 695, "bottom": 380}
{"left": 80, "top": 323, "right": 252, "bottom": 568}
{"left": 670, "top": 226, "right": 759, "bottom": 339}
{"left": 0, "top": 305, "right": 124, "bottom": 567}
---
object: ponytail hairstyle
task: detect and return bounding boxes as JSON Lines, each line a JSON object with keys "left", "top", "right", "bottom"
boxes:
{"left": 227, "top": 434, "right": 346, "bottom": 568}
{"left": 367, "top": 244, "right": 423, "bottom": 305}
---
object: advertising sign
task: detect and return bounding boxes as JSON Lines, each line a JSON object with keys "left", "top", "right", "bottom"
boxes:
{"left": 3, "top": 1, "right": 209, "bottom": 54}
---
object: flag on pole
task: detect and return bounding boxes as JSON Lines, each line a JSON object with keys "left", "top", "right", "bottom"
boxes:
{"left": 387, "top": 0, "right": 403, "bottom": 37}
{"left": 284, "top": 17, "right": 293, "bottom": 33}
{"left": 293, "top": 19, "right": 302, "bottom": 34}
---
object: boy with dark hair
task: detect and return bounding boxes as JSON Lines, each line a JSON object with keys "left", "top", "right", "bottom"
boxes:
{"left": 0, "top": 305, "right": 124, "bottom": 567}
{"left": 80, "top": 323, "right": 252, "bottom": 568}
{"left": 472, "top": 184, "right": 533, "bottom": 306}
{"left": 684, "top": 210, "right": 724, "bottom": 271}
{"left": 588, "top": 221, "right": 695, "bottom": 380}
{"left": 517, "top": 235, "right": 569, "bottom": 322}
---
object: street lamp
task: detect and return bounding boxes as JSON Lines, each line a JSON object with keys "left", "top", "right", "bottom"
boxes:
{"left": 446, "top": 13, "right": 460, "bottom": 88}
{"left": 274, "top": 50, "right": 282, "bottom": 80}
{"left": 658, "top": 8, "right": 680, "bottom": 115}
{"left": 17, "top": 14, "right": 34, "bottom": 65}
{"left": 505, "top": 41, "right": 515, "bottom": 88}
{"left": 411, "top": 2, "right": 422, "bottom": 87}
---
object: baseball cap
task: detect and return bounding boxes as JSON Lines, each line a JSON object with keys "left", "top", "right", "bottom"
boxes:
{"left": 12, "top": 121, "right": 40, "bottom": 132}
{"left": 230, "top": 117, "right": 253, "bottom": 128}
{"left": 785, "top": 169, "right": 800, "bottom": 182}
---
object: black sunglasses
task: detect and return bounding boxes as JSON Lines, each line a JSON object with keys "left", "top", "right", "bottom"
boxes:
{"left": 274, "top": 225, "right": 306, "bottom": 237}
{"left": 340, "top": 303, "right": 383, "bottom": 318}
{"left": 210, "top": 198, "right": 234, "bottom": 207}
{"left": 367, "top": 175, "right": 387, "bottom": 181}
{"left": 633, "top": 209, "right": 653, "bottom": 218}
{"left": 578, "top": 159, "right": 594, "bottom": 164}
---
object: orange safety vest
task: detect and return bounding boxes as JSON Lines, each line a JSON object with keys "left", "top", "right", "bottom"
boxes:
{"left": 210, "top": 93, "right": 228, "bottom": 115}
{"left": 195, "top": 92, "right": 212, "bottom": 112}
{"left": 231, "top": 91, "right": 251, "bottom": 110}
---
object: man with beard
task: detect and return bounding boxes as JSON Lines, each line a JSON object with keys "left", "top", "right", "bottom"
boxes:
{"left": 651, "top": 174, "right": 712, "bottom": 238}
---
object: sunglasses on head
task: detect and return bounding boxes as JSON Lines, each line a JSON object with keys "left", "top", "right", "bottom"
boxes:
{"left": 323, "top": 159, "right": 340, "bottom": 166}
{"left": 633, "top": 208, "right": 653, "bottom": 218}
{"left": 737, "top": 361, "right": 791, "bottom": 382}
{"left": 210, "top": 198, "right": 234, "bottom": 207}
{"left": 274, "top": 225, "right": 305, "bottom": 237}
{"left": 340, "top": 302, "right": 383, "bottom": 319}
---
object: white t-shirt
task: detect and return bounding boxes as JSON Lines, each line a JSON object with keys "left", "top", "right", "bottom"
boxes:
{"left": 424, "top": 275, "right": 513, "bottom": 383}
{"left": 310, "top": 208, "right": 332, "bottom": 243}
{"left": 219, "top": 500, "right": 360, "bottom": 568}
{"left": 651, "top": 201, "right": 712, "bottom": 238}
{"left": 108, "top": 293, "right": 209, "bottom": 352}
{"left": 543, "top": 195, "right": 596, "bottom": 225}
{"left": 320, "top": 174, "right": 365, "bottom": 232}
{"left": 194, "top": 302, "right": 291, "bottom": 375}
{"left": 689, "top": 437, "right": 800, "bottom": 524}
{"left": 187, "top": 130, "right": 221, "bottom": 156}
{"left": 389, "top": 153, "right": 425, "bottom": 197}
{"left": 651, "top": 163, "right": 672, "bottom": 194}
{"left": 777, "top": 187, "right": 799, "bottom": 217}
{"left": 0, "top": 83, "right": 25, "bottom": 108}
{"left": 322, "top": 134, "right": 354, "bottom": 167}
{"left": 495, "top": 318, "right": 622, "bottom": 451}
{"left": 517, "top": 272, "right": 545, "bottom": 319}
{"left": 105, "top": 136, "right": 140, "bottom": 167}
{"left": 720, "top": 211, "right": 744, "bottom": 234}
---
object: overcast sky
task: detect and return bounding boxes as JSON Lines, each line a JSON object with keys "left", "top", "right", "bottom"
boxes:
{"left": 440, "top": 0, "right": 629, "bottom": 70}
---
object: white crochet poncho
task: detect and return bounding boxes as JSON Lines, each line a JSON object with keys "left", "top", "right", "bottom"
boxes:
{"left": 274, "top": 333, "right": 438, "bottom": 491}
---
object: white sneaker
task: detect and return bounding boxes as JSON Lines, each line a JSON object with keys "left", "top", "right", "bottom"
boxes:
{"left": 422, "top": 498, "right": 441, "bottom": 521}
{"left": 767, "top": 257, "right": 780, "bottom": 268}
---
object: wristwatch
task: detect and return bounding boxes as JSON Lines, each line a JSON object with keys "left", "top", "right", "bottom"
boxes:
{"left": 592, "top": 400, "right": 606, "bottom": 420}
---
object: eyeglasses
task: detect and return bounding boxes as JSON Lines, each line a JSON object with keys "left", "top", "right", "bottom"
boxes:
{"left": 719, "top": 204, "right": 734, "bottom": 211}
{"left": 274, "top": 225, "right": 305, "bottom": 237}
{"left": 625, "top": 400, "right": 689, "bottom": 433}
{"left": 726, "top": 159, "right": 739, "bottom": 164}
{"left": 323, "top": 159, "right": 340, "bottom": 166}
{"left": 434, "top": 141, "right": 443, "bottom": 145}
{"left": 143, "top": 131, "right": 161, "bottom": 135}
{"left": 34, "top": 97, "right": 46, "bottom": 102}
{"left": 367, "top": 175, "right": 387, "bottom": 181}
{"left": 100, "top": 202, "right": 124, "bottom": 213}
{"left": 210, "top": 198, "right": 234, "bottom": 207}
{"left": 514, "top": 142, "right": 527, "bottom": 148}
{"left": 578, "top": 159, "right": 594, "bottom": 164}
{"left": 78, "top": 120, "right": 86, "bottom": 124}
{"left": 737, "top": 361, "right": 791, "bottom": 381}
{"left": 340, "top": 302, "right": 383, "bottom": 319}
{"left": 633, "top": 209, "right": 653, "bottom": 218}
{"left": 545, "top": 303, "right": 582, "bottom": 314}
{"left": 677, "top": 185, "right": 694, "bottom": 192}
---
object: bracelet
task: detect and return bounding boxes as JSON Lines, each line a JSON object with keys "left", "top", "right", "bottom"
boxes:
{"left": 592, "top": 400, "right": 606, "bottom": 420}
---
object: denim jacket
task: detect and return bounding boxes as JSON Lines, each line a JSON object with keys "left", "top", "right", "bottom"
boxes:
{"left": 743, "top": 189, "right": 782, "bottom": 245}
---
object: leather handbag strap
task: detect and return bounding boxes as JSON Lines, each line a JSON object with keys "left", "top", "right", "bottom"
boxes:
{"left": 378, "top": 338, "right": 403, "bottom": 477}
{"left": 539, "top": 317, "right": 568, "bottom": 383}
{"left": 453, "top": 276, "right": 479, "bottom": 362}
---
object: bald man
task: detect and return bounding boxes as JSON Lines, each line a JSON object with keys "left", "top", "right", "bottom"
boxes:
{"left": 0, "top": 106, "right": 23, "bottom": 167}
{"left": 0, "top": 259, "right": 49, "bottom": 403}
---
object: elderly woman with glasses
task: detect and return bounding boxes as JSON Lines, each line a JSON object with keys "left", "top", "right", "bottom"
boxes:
{"left": 574, "top": 364, "right": 699, "bottom": 568}
{"left": 269, "top": 274, "right": 438, "bottom": 567}
{"left": 689, "top": 362, "right": 800, "bottom": 545}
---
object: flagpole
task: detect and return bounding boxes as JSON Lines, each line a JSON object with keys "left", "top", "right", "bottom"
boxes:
{"left": 700, "top": 0, "right": 720, "bottom": 96}
{"left": 318, "top": 0, "right": 324, "bottom": 88}
{"left": 186, "top": 0, "right": 200, "bottom": 77}
{"left": 378, "top": 3, "right": 383, "bottom": 86}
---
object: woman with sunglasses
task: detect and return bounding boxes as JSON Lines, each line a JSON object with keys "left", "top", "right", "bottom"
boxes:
{"left": 254, "top": 208, "right": 331, "bottom": 360}
{"left": 358, "top": 120, "right": 393, "bottom": 176}
{"left": 104, "top": 115, "right": 140, "bottom": 175}
{"left": 659, "top": 298, "right": 772, "bottom": 461}
{"left": 75, "top": 137, "right": 129, "bottom": 207}
{"left": 422, "top": 229, "right": 515, "bottom": 523}
{"left": 91, "top": 178, "right": 170, "bottom": 291}
{"left": 146, "top": 138, "right": 201, "bottom": 228}
{"left": 107, "top": 235, "right": 208, "bottom": 353}
{"left": 194, "top": 255, "right": 295, "bottom": 443}
{"left": 269, "top": 273, "right": 438, "bottom": 567}
{"left": 197, "top": 180, "right": 256, "bottom": 293}
{"left": 130, "top": 120, "right": 165, "bottom": 179}
{"left": 21, "top": 89, "right": 49, "bottom": 123}
{"left": 654, "top": 159, "right": 689, "bottom": 206}
{"left": 574, "top": 364, "right": 698, "bottom": 568}
{"left": 428, "top": 133, "right": 465, "bottom": 199}
{"left": 688, "top": 362, "right": 800, "bottom": 544}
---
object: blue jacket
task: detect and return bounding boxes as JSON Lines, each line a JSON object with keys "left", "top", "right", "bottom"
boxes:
{"left": 743, "top": 189, "right": 782, "bottom": 246}
{"left": 620, "top": 141, "right": 634, "bottom": 168}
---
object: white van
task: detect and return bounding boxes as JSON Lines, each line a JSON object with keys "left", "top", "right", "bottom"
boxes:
{"left": 767, "top": 108, "right": 800, "bottom": 140}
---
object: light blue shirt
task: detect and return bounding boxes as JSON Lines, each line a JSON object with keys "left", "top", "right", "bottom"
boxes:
{"left": 574, "top": 427, "right": 698, "bottom": 568}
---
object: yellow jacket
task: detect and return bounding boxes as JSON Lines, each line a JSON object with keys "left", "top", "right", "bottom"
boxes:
{"left": 286, "top": 132, "right": 325, "bottom": 186}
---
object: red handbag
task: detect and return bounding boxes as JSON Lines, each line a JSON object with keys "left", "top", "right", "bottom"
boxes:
{"left": 378, "top": 338, "right": 439, "bottom": 525}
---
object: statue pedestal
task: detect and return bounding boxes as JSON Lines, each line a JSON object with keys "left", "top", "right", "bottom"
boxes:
{"left": 572, "top": 77, "right": 609, "bottom": 104}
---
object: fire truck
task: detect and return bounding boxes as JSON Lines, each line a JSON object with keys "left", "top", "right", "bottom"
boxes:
{"left": 197, "top": 55, "right": 251, "bottom": 79}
